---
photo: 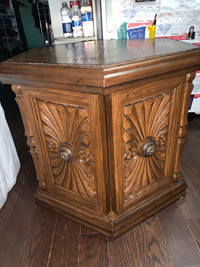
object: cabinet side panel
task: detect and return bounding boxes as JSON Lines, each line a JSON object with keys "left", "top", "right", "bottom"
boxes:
{"left": 111, "top": 76, "right": 186, "bottom": 213}
{"left": 123, "top": 91, "right": 172, "bottom": 203}
{"left": 36, "top": 98, "right": 97, "bottom": 201}
{"left": 22, "top": 88, "right": 107, "bottom": 214}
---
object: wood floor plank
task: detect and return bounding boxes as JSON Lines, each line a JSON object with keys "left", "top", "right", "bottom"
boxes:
{"left": 181, "top": 144, "right": 200, "bottom": 190}
{"left": 0, "top": 108, "right": 32, "bottom": 236}
{"left": 48, "top": 216, "right": 80, "bottom": 267}
{"left": 134, "top": 215, "right": 173, "bottom": 267}
{"left": 79, "top": 234, "right": 109, "bottom": 267}
{"left": 18, "top": 206, "right": 57, "bottom": 267}
{"left": 186, "top": 219, "right": 200, "bottom": 251}
{"left": 0, "top": 168, "right": 37, "bottom": 267}
{"left": 109, "top": 227, "right": 141, "bottom": 267}
{"left": 182, "top": 119, "right": 200, "bottom": 198}
{"left": 0, "top": 157, "right": 34, "bottom": 236}
{"left": 81, "top": 225, "right": 98, "bottom": 235}
{"left": 178, "top": 186, "right": 200, "bottom": 220}
{"left": 158, "top": 202, "right": 200, "bottom": 267}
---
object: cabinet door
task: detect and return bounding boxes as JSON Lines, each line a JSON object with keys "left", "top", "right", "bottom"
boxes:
{"left": 110, "top": 75, "right": 185, "bottom": 213}
{"left": 24, "top": 88, "right": 107, "bottom": 214}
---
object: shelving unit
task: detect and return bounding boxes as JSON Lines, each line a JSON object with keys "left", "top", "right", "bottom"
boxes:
{"left": 33, "top": 0, "right": 52, "bottom": 45}
{"left": 48, "top": 0, "right": 97, "bottom": 45}
{"left": 0, "top": 2, "right": 22, "bottom": 61}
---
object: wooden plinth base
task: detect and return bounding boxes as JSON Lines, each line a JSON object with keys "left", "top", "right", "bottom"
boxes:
{"left": 35, "top": 179, "right": 187, "bottom": 238}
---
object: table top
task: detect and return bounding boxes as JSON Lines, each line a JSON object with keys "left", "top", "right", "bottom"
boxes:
{"left": 1, "top": 39, "right": 200, "bottom": 89}
{"left": 3, "top": 39, "right": 200, "bottom": 68}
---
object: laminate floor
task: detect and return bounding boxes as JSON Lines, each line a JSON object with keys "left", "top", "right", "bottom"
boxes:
{"left": 0, "top": 91, "right": 200, "bottom": 267}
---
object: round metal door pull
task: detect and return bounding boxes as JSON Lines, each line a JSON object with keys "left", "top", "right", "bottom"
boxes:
{"left": 59, "top": 146, "right": 74, "bottom": 162}
{"left": 138, "top": 137, "right": 157, "bottom": 158}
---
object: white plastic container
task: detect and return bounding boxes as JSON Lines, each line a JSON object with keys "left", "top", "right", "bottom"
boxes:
{"left": 61, "top": 2, "right": 73, "bottom": 38}
{"left": 72, "top": 5, "right": 83, "bottom": 38}
{"left": 81, "top": 0, "right": 94, "bottom": 37}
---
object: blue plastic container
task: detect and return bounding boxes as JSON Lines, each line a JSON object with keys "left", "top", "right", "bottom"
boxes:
{"left": 127, "top": 26, "right": 146, "bottom": 39}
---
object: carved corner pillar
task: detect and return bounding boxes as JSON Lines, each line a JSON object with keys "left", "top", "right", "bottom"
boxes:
{"left": 12, "top": 85, "right": 46, "bottom": 190}
{"left": 173, "top": 72, "right": 196, "bottom": 180}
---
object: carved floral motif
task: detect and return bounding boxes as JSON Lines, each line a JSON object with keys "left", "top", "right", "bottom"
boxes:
{"left": 123, "top": 91, "right": 172, "bottom": 202}
{"left": 37, "top": 100, "right": 96, "bottom": 200}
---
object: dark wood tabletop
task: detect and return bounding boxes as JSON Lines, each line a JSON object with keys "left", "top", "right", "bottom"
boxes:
{"left": 3, "top": 39, "right": 200, "bottom": 68}
{"left": 0, "top": 39, "right": 200, "bottom": 88}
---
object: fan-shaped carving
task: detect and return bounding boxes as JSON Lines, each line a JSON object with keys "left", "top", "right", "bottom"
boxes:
{"left": 37, "top": 100, "right": 96, "bottom": 200}
{"left": 123, "top": 91, "right": 172, "bottom": 202}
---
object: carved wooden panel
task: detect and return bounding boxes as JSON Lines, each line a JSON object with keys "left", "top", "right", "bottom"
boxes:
{"left": 22, "top": 88, "right": 108, "bottom": 213}
{"left": 38, "top": 100, "right": 96, "bottom": 201}
{"left": 123, "top": 92, "right": 172, "bottom": 203}
{"left": 109, "top": 78, "right": 183, "bottom": 214}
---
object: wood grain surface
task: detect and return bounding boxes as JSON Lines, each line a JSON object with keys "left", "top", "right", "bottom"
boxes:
{"left": 158, "top": 202, "right": 200, "bottom": 267}
{"left": 3, "top": 39, "right": 200, "bottom": 67}
{"left": 0, "top": 40, "right": 200, "bottom": 238}
{"left": 17, "top": 206, "right": 57, "bottom": 267}
{"left": 0, "top": 96, "right": 199, "bottom": 266}
{"left": 134, "top": 215, "right": 173, "bottom": 267}
{"left": 108, "top": 228, "right": 141, "bottom": 267}
{"left": 48, "top": 216, "right": 80, "bottom": 267}
{"left": 79, "top": 234, "right": 109, "bottom": 267}
{"left": 0, "top": 39, "right": 200, "bottom": 88}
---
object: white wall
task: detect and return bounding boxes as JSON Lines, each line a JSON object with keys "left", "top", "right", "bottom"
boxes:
{"left": 48, "top": 0, "right": 64, "bottom": 38}
{"left": 101, "top": 0, "right": 200, "bottom": 41}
